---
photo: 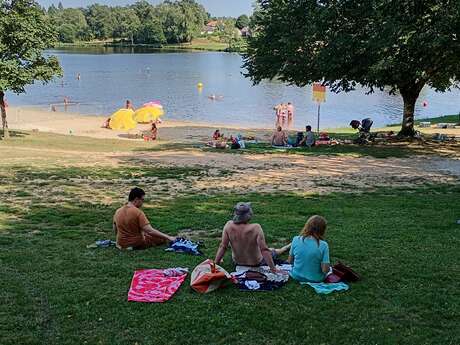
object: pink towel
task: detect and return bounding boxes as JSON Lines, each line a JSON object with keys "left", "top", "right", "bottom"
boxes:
{"left": 128, "top": 269, "right": 187, "bottom": 303}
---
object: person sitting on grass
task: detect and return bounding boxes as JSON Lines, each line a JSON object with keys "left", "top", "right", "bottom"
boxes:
{"left": 215, "top": 202, "right": 288, "bottom": 273}
{"left": 113, "top": 188, "right": 176, "bottom": 250}
{"left": 213, "top": 129, "right": 222, "bottom": 140}
{"left": 298, "top": 125, "right": 316, "bottom": 147}
{"left": 271, "top": 126, "right": 288, "bottom": 146}
{"left": 288, "top": 215, "right": 330, "bottom": 282}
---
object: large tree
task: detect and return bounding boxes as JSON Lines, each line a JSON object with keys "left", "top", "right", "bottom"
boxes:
{"left": 112, "top": 7, "right": 141, "bottom": 45}
{"left": 85, "top": 4, "right": 115, "bottom": 40}
{"left": 236, "top": 14, "right": 250, "bottom": 29}
{"left": 0, "top": 0, "right": 62, "bottom": 138}
{"left": 244, "top": 0, "right": 460, "bottom": 136}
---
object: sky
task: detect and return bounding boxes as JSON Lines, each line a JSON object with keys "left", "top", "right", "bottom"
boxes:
{"left": 37, "top": 0, "right": 254, "bottom": 17}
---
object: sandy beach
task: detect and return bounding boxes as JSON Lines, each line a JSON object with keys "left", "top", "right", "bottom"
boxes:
{"left": 6, "top": 106, "right": 460, "bottom": 142}
{"left": 6, "top": 107, "right": 279, "bottom": 142}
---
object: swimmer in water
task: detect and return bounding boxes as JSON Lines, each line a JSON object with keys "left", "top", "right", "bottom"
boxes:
{"left": 208, "top": 95, "right": 224, "bottom": 101}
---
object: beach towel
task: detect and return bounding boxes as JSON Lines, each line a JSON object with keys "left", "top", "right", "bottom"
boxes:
{"left": 128, "top": 268, "right": 188, "bottom": 303}
{"left": 301, "top": 282, "right": 349, "bottom": 294}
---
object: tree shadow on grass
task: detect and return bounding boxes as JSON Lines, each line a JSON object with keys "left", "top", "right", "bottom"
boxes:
{"left": 0, "top": 130, "right": 29, "bottom": 139}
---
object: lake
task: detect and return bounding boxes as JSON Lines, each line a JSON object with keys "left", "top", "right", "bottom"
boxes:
{"left": 8, "top": 46, "right": 460, "bottom": 129}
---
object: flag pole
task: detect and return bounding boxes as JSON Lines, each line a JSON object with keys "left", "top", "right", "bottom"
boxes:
{"left": 317, "top": 102, "right": 321, "bottom": 133}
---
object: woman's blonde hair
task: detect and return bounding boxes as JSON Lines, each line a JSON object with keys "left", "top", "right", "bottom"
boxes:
{"left": 300, "top": 215, "right": 327, "bottom": 246}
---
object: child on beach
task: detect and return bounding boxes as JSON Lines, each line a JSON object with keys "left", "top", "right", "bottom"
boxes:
{"left": 143, "top": 123, "right": 158, "bottom": 141}
{"left": 288, "top": 215, "right": 331, "bottom": 283}
{"left": 102, "top": 118, "right": 111, "bottom": 129}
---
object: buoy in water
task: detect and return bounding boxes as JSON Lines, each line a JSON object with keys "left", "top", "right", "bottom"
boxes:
{"left": 422, "top": 100, "right": 428, "bottom": 107}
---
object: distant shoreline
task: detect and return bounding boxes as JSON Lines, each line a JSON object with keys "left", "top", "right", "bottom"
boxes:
{"left": 54, "top": 39, "right": 239, "bottom": 53}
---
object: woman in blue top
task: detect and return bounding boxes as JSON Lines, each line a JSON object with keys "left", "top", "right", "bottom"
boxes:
{"left": 288, "top": 215, "right": 330, "bottom": 282}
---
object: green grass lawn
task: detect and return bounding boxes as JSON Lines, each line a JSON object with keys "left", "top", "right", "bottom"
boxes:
{"left": 0, "top": 158, "right": 459, "bottom": 344}
{"left": 415, "top": 114, "right": 460, "bottom": 124}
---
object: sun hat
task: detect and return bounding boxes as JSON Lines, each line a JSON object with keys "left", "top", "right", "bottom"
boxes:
{"left": 233, "top": 202, "right": 253, "bottom": 224}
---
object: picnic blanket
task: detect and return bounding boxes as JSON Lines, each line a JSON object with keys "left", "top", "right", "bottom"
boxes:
{"left": 301, "top": 282, "right": 349, "bottom": 294}
{"left": 128, "top": 268, "right": 188, "bottom": 303}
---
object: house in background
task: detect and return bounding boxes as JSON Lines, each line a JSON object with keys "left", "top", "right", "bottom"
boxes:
{"left": 240, "top": 27, "right": 251, "bottom": 37}
{"left": 202, "top": 20, "right": 219, "bottom": 35}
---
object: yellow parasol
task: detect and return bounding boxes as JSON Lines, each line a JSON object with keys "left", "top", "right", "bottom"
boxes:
{"left": 109, "top": 109, "right": 137, "bottom": 130}
{"left": 133, "top": 106, "right": 165, "bottom": 123}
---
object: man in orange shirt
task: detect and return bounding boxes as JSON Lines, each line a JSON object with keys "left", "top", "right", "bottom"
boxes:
{"left": 113, "top": 188, "right": 176, "bottom": 250}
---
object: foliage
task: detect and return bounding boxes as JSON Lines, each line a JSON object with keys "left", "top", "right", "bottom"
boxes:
{"left": 0, "top": 0, "right": 62, "bottom": 137}
{"left": 47, "top": 0, "right": 209, "bottom": 45}
{"left": 49, "top": 7, "right": 90, "bottom": 43}
{"left": 112, "top": 7, "right": 141, "bottom": 44}
{"left": 85, "top": 4, "right": 115, "bottom": 40}
{"left": 236, "top": 14, "right": 250, "bottom": 29}
{"left": 134, "top": 20, "right": 166, "bottom": 45}
{"left": 244, "top": 0, "right": 460, "bottom": 136}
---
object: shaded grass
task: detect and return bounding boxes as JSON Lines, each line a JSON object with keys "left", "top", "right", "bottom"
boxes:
{"left": 0, "top": 131, "right": 155, "bottom": 153}
{"left": 0, "top": 165, "right": 206, "bottom": 182}
{"left": 1, "top": 172, "right": 459, "bottom": 344}
{"left": 204, "top": 141, "right": 424, "bottom": 159}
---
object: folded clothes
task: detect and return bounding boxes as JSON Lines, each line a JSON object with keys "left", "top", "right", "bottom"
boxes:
{"left": 165, "top": 238, "right": 203, "bottom": 256}
{"left": 86, "top": 240, "right": 116, "bottom": 249}
{"left": 301, "top": 282, "right": 349, "bottom": 294}
{"left": 164, "top": 267, "right": 189, "bottom": 277}
{"left": 233, "top": 270, "right": 289, "bottom": 291}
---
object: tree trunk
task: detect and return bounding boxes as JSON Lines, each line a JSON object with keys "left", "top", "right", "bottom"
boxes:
{"left": 399, "top": 83, "right": 424, "bottom": 137}
{"left": 0, "top": 91, "right": 9, "bottom": 139}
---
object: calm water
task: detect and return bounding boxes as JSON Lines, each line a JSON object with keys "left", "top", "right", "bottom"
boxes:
{"left": 8, "top": 47, "right": 460, "bottom": 128}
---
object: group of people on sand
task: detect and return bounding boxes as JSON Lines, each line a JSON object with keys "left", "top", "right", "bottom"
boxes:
{"left": 114, "top": 188, "right": 332, "bottom": 283}
{"left": 274, "top": 102, "right": 295, "bottom": 127}
{"left": 271, "top": 125, "right": 316, "bottom": 147}
{"left": 101, "top": 100, "right": 158, "bottom": 141}
{"left": 208, "top": 129, "right": 246, "bottom": 149}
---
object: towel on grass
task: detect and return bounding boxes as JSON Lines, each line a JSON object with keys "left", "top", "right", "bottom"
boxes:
{"left": 301, "top": 282, "right": 349, "bottom": 294}
{"left": 128, "top": 269, "right": 187, "bottom": 303}
{"left": 165, "top": 238, "right": 203, "bottom": 256}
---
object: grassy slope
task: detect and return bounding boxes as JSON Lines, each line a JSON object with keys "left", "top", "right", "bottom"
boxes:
{"left": 415, "top": 114, "right": 459, "bottom": 124}
{"left": 0, "top": 131, "right": 459, "bottom": 345}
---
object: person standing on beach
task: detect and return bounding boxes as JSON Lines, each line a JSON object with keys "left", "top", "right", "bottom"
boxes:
{"left": 287, "top": 102, "right": 294, "bottom": 127}
{"left": 125, "top": 100, "right": 134, "bottom": 110}
{"left": 274, "top": 104, "right": 282, "bottom": 126}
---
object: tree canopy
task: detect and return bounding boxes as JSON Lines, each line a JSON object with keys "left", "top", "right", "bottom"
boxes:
{"left": 244, "top": 0, "right": 460, "bottom": 136}
{"left": 0, "top": 0, "right": 62, "bottom": 138}
{"left": 236, "top": 14, "right": 250, "bottom": 29}
{"left": 47, "top": 0, "right": 214, "bottom": 45}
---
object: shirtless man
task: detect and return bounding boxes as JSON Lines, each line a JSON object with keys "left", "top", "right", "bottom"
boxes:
{"left": 215, "top": 203, "right": 280, "bottom": 272}
{"left": 271, "top": 126, "right": 288, "bottom": 146}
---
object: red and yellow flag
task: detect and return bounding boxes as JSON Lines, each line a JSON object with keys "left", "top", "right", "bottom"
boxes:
{"left": 312, "top": 83, "right": 326, "bottom": 103}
